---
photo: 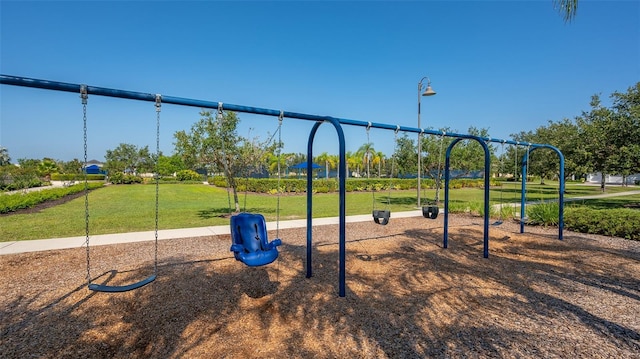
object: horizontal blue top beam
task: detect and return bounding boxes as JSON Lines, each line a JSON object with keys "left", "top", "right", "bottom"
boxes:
{"left": 1, "top": 74, "right": 547, "bottom": 148}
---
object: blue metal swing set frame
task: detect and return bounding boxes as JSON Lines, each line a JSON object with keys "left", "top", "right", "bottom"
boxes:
{"left": 0, "top": 74, "right": 566, "bottom": 298}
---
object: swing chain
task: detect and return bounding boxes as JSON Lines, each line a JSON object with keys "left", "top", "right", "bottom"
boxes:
{"left": 388, "top": 127, "right": 400, "bottom": 208}
{"left": 434, "top": 131, "right": 446, "bottom": 203}
{"left": 276, "top": 111, "right": 284, "bottom": 238}
{"left": 81, "top": 85, "right": 91, "bottom": 286}
{"left": 154, "top": 94, "right": 161, "bottom": 274}
{"left": 217, "top": 103, "right": 233, "bottom": 214}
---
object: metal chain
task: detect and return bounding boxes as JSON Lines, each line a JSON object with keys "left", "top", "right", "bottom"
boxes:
{"left": 217, "top": 103, "right": 233, "bottom": 214}
{"left": 276, "top": 111, "right": 283, "bottom": 238}
{"left": 366, "top": 123, "right": 376, "bottom": 210}
{"left": 81, "top": 85, "right": 91, "bottom": 286}
{"left": 387, "top": 126, "right": 400, "bottom": 209}
{"left": 154, "top": 94, "right": 161, "bottom": 275}
{"left": 434, "top": 131, "right": 446, "bottom": 203}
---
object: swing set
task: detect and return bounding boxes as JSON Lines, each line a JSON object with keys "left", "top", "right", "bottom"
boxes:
{"left": 0, "top": 74, "right": 567, "bottom": 298}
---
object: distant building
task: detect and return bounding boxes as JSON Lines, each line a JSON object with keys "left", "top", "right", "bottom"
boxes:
{"left": 587, "top": 172, "right": 640, "bottom": 185}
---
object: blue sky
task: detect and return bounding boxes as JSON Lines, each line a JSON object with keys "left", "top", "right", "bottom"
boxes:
{"left": 1, "top": 1, "right": 638, "bottom": 162}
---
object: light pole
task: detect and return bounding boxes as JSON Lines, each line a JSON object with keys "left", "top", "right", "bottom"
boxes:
{"left": 417, "top": 76, "right": 436, "bottom": 208}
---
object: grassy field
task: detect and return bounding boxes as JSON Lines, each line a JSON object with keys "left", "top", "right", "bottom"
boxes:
{"left": 0, "top": 182, "right": 637, "bottom": 241}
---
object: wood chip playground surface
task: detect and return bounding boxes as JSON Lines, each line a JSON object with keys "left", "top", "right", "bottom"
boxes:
{"left": 1, "top": 214, "right": 639, "bottom": 358}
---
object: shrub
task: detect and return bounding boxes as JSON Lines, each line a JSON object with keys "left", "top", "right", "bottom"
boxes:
{"left": 176, "top": 170, "right": 202, "bottom": 182}
{"left": 526, "top": 202, "right": 560, "bottom": 227}
{"left": 51, "top": 173, "right": 105, "bottom": 181}
{"left": 565, "top": 207, "right": 640, "bottom": 240}
{"left": 204, "top": 176, "right": 494, "bottom": 194}
{"left": 0, "top": 182, "right": 104, "bottom": 214}
{"left": 109, "top": 172, "right": 142, "bottom": 184}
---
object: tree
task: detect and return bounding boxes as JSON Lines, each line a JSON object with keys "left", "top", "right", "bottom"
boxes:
{"left": 0, "top": 147, "right": 11, "bottom": 166}
{"left": 174, "top": 110, "right": 274, "bottom": 213}
{"left": 577, "top": 95, "right": 617, "bottom": 191}
{"left": 38, "top": 158, "right": 60, "bottom": 180}
{"left": 447, "top": 127, "right": 491, "bottom": 179}
{"left": 266, "top": 153, "right": 286, "bottom": 177}
{"left": 420, "top": 129, "right": 452, "bottom": 180}
{"left": 371, "top": 151, "right": 386, "bottom": 178}
{"left": 282, "top": 152, "right": 306, "bottom": 177}
{"left": 14, "top": 158, "right": 40, "bottom": 189}
{"left": 554, "top": 0, "right": 578, "bottom": 22}
{"left": 393, "top": 134, "right": 417, "bottom": 178}
{"left": 357, "top": 142, "right": 375, "bottom": 178}
{"left": 316, "top": 152, "right": 337, "bottom": 179}
{"left": 104, "top": 143, "right": 153, "bottom": 174}
{"left": 60, "top": 159, "right": 83, "bottom": 176}
{"left": 421, "top": 129, "right": 455, "bottom": 202}
{"left": 609, "top": 82, "right": 640, "bottom": 185}
{"left": 344, "top": 151, "right": 360, "bottom": 178}
{"left": 157, "top": 154, "right": 186, "bottom": 177}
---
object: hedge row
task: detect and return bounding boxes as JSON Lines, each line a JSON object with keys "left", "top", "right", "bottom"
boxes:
{"left": 208, "top": 177, "right": 496, "bottom": 194}
{"left": 0, "top": 179, "right": 45, "bottom": 191}
{"left": 564, "top": 207, "right": 640, "bottom": 241}
{"left": 0, "top": 183, "right": 104, "bottom": 214}
{"left": 50, "top": 174, "right": 106, "bottom": 181}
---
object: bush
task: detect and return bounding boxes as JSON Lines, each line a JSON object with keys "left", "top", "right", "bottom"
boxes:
{"left": 526, "top": 202, "right": 560, "bottom": 227}
{"left": 0, "top": 182, "right": 104, "bottom": 214}
{"left": 51, "top": 173, "right": 105, "bottom": 181}
{"left": 108, "top": 172, "right": 142, "bottom": 185}
{"left": 565, "top": 207, "right": 640, "bottom": 240}
{"left": 176, "top": 170, "right": 202, "bottom": 182}
{"left": 205, "top": 176, "right": 495, "bottom": 194}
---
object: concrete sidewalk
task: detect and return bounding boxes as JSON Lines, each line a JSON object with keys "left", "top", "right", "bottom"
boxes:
{"left": 0, "top": 210, "right": 424, "bottom": 255}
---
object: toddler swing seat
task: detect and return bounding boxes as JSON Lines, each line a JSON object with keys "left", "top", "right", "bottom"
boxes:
{"left": 230, "top": 213, "right": 282, "bottom": 267}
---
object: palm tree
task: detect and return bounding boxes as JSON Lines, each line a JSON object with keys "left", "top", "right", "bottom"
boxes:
{"left": 38, "top": 158, "right": 60, "bottom": 180}
{"left": 0, "top": 147, "right": 10, "bottom": 166}
{"left": 267, "top": 153, "right": 286, "bottom": 177}
{"left": 358, "top": 143, "right": 375, "bottom": 178}
{"left": 345, "top": 151, "right": 360, "bottom": 178}
{"left": 316, "top": 152, "right": 337, "bottom": 179}
{"left": 555, "top": 0, "right": 578, "bottom": 22}
{"left": 371, "top": 151, "right": 386, "bottom": 178}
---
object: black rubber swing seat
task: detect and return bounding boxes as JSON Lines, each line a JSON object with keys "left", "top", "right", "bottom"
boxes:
{"left": 88, "top": 274, "right": 157, "bottom": 293}
{"left": 372, "top": 209, "right": 390, "bottom": 225}
{"left": 230, "top": 213, "right": 282, "bottom": 267}
{"left": 422, "top": 205, "right": 439, "bottom": 219}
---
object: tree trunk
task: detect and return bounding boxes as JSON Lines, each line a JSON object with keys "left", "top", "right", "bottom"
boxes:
{"left": 232, "top": 186, "right": 240, "bottom": 213}
{"left": 600, "top": 173, "right": 606, "bottom": 192}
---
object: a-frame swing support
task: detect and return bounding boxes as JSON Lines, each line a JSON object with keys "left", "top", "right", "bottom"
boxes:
{"left": 0, "top": 74, "right": 566, "bottom": 297}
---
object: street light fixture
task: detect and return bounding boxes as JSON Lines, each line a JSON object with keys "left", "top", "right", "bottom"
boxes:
{"left": 417, "top": 76, "right": 436, "bottom": 208}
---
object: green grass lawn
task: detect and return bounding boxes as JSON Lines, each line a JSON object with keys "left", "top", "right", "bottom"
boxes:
{"left": 567, "top": 194, "right": 640, "bottom": 209}
{"left": 1, "top": 182, "right": 637, "bottom": 241}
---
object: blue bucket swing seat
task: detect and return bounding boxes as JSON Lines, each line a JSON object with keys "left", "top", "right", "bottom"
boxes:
{"left": 230, "top": 213, "right": 282, "bottom": 267}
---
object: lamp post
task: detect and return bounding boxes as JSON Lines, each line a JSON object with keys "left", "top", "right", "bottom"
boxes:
{"left": 417, "top": 76, "right": 436, "bottom": 208}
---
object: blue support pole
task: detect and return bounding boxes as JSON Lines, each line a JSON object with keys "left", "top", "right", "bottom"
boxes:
{"left": 520, "top": 149, "right": 529, "bottom": 234}
{"left": 443, "top": 139, "right": 462, "bottom": 249}
{"left": 307, "top": 118, "right": 347, "bottom": 297}
{"left": 442, "top": 136, "right": 491, "bottom": 258}
{"left": 519, "top": 145, "right": 565, "bottom": 239}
